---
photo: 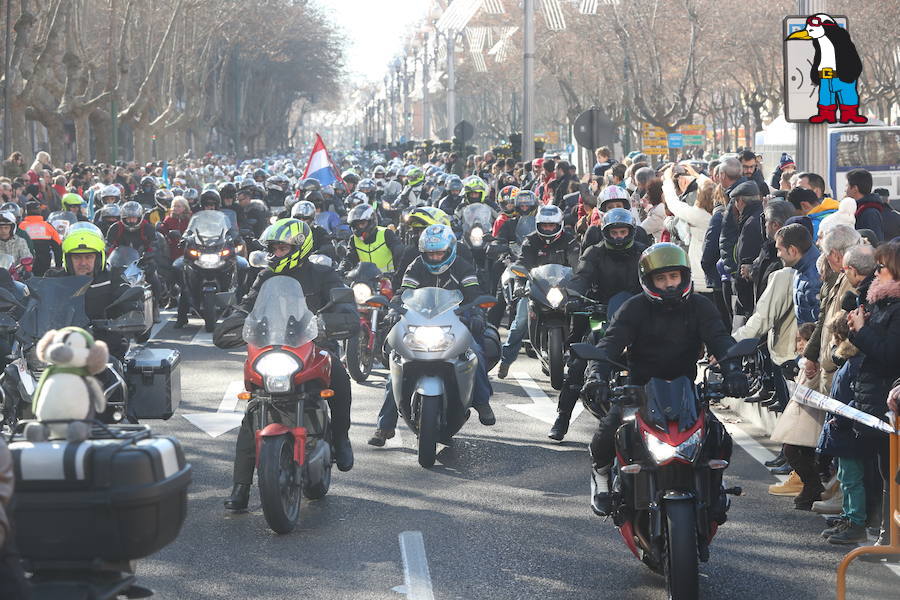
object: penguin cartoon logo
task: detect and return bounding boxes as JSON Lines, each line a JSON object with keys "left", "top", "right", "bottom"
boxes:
{"left": 786, "top": 14, "right": 866, "bottom": 125}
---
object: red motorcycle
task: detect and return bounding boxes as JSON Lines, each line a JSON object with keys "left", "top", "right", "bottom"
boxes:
{"left": 344, "top": 262, "right": 393, "bottom": 382}
{"left": 571, "top": 338, "right": 758, "bottom": 600}
{"left": 241, "top": 275, "right": 354, "bottom": 534}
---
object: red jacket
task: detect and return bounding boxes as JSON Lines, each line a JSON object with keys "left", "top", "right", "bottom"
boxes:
{"left": 160, "top": 214, "right": 190, "bottom": 259}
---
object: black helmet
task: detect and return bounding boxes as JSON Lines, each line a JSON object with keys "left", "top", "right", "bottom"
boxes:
{"left": 348, "top": 204, "right": 377, "bottom": 242}
{"left": 301, "top": 178, "right": 321, "bottom": 193}
{"left": 305, "top": 190, "right": 324, "bottom": 208}
{"left": 200, "top": 189, "right": 221, "bottom": 210}
{"left": 253, "top": 168, "right": 268, "bottom": 182}
{"left": 638, "top": 243, "right": 693, "bottom": 308}
{"left": 218, "top": 181, "right": 237, "bottom": 200}
{"left": 121, "top": 201, "right": 144, "bottom": 232}
{"left": 342, "top": 171, "right": 360, "bottom": 186}
{"left": 601, "top": 208, "right": 636, "bottom": 249}
{"left": 140, "top": 176, "right": 156, "bottom": 192}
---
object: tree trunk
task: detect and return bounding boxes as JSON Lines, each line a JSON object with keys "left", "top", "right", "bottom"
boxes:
{"left": 9, "top": 100, "right": 30, "bottom": 160}
{"left": 91, "top": 110, "right": 111, "bottom": 163}
{"left": 45, "top": 117, "right": 66, "bottom": 166}
{"left": 73, "top": 111, "right": 91, "bottom": 162}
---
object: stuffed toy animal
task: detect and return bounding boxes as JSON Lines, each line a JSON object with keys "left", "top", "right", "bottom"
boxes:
{"left": 24, "top": 327, "right": 109, "bottom": 443}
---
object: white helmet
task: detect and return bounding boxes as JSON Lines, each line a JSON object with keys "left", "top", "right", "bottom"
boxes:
{"left": 101, "top": 184, "right": 121, "bottom": 200}
{"left": 535, "top": 204, "right": 564, "bottom": 241}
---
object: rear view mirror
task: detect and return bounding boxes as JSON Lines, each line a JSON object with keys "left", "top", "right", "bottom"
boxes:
{"left": 329, "top": 287, "right": 355, "bottom": 306}
{"left": 249, "top": 250, "right": 269, "bottom": 268}
{"left": 167, "top": 230, "right": 181, "bottom": 241}
{"left": 570, "top": 342, "right": 606, "bottom": 362}
{"left": 723, "top": 337, "right": 760, "bottom": 360}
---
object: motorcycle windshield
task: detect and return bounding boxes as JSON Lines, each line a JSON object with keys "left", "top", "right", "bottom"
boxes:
{"left": 107, "top": 246, "right": 141, "bottom": 269}
{"left": 242, "top": 276, "right": 319, "bottom": 348}
{"left": 461, "top": 204, "right": 493, "bottom": 233}
{"left": 402, "top": 287, "right": 463, "bottom": 319}
{"left": 47, "top": 211, "right": 78, "bottom": 225}
{"left": 514, "top": 215, "right": 535, "bottom": 243}
{"left": 347, "top": 262, "right": 383, "bottom": 283}
{"left": 642, "top": 377, "right": 699, "bottom": 432}
{"left": 530, "top": 264, "right": 573, "bottom": 290}
{"left": 18, "top": 276, "right": 92, "bottom": 343}
{"left": 187, "top": 211, "right": 228, "bottom": 243}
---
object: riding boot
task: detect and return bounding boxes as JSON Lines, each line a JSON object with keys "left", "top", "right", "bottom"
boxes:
{"left": 590, "top": 465, "right": 612, "bottom": 516}
{"left": 224, "top": 484, "right": 250, "bottom": 511}
{"left": 548, "top": 411, "right": 571, "bottom": 441}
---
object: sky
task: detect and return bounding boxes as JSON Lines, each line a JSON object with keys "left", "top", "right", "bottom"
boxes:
{"left": 315, "top": 0, "right": 431, "bottom": 84}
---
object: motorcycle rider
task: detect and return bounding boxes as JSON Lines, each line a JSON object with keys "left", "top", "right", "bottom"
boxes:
{"left": 395, "top": 166, "right": 427, "bottom": 209}
{"left": 0, "top": 212, "right": 32, "bottom": 263}
{"left": 368, "top": 223, "right": 495, "bottom": 447}
{"left": 19, "top": 201, "right": 62, "bottom": 276}
{"left": 437, "top": 176, "right": 464, "bottom": 215}
{"left": 393, "top": 206, "right": 474, "bottom": 289}
{"left": 235, "top": 182, "right": 269, "bottom": 239}
{"left": 581, "top": 243, "right": 750, "bottom": 515}
{"left": 497, "top": 204, "right": 578, "bottom": 379}
{"left": 225, "top": 218, "right": 356, "bottom": 510}
{"left": 134, "top": 176, "right": 157, "bottom": 208}
{"left": 60, "top": 193, "right": 90, "bottom": 222}
{"left": 95, "top": 203, "right": 122, "bottom": 236}
{"left": 549, "top": 208, "right": 647, "bottom": 441}
{"left": 106, "top": 200, "right": 164, "bottom": 322}
{"left": 290, "top": 200, "right": 337, "bottom": 261}
{"left": 339, "top": 204, "right": 403, "bottom": 275}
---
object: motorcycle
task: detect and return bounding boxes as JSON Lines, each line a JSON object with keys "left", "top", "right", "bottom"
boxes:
{"left": 345, "top": 262, "right": 393, "bottom": 382}
{"left": 569, "top": 338, "right": 759, "bottom": 600}
{"left": 241, "top": 276, "right": 356, "bottom": 534}
{"left": 387, "top": 287, "right": 496, "bottom": 468}
{"left": 179, "top": 211, "right": 245, "bottom": 332}
{"left": 459, "top": 203, "right": 495, "bottom": 291}
{"left": 509, "top": 263, "right": 574, "bottom": 390}
{"left": 107, "top": 246, "right": 156, "bottom": 343}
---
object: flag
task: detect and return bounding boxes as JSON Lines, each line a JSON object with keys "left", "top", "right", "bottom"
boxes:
{"left": 301, "top": 133, "right": 347, "bottom": 192}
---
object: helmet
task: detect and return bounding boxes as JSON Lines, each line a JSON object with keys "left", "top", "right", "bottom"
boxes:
{"left": 0, "top": 211, "right": 16, "bottom": 233}
{"left": 140, "top": 176, "right": 156, "bottom": 192}
{"left": 345, "top": 190, "right": 369, "bottom": 209}
{"left": 348, "top": 204, "right": 377, "bottom": 242}
{"left": 598, "top": 185, "right": 631, "bottom": 212}
{"left": 462, "top": 176, "right": 487, "bottom": 204}
{"left": 154, "top": 189, "right": 174, "bottom": 209}
{"left": 253, "top": 168, "right": 268, "bottom": 182}
{"left": 290, "top": 200, "right": 316, "bottom": 221}
{"left": 341, "top": 170, "right": 360, "bottom": 186}
{"left": 62, "top": 227, "right": 106, "bottom": 275}
{"left": 446, "top": 176, "right": 463, "bottom": 193}
{"left": 61, "top": 193, "right": 86, "bottom": 210}
{"left": 601, "top": 208, "right": 636, "bottom": 249}
{"left": 99, "top": 203, "right": 121, "bottom": 223}
{"left": 301, "top": 178, "right": 321, "bottom": 194}
{"left": 638, "top": 243, "right": 693, "bottom": 308}
{"left": 265, "top": 174, "right": 289, "bottom": 193}
{"left": 101, "top": 184, "right": 121, "bottom": 201}
{"left": 183, "top": 188, "right": 199, "bottom": 203}
{"left": 406, "top": 166, "right": 424, "bottom": 187}
{"left": 121, "top": 201, "right": 144, "bottom": 231}
{"left": 407, "top": 206, "right": 451, "bottom": 230}
{"left": 357, "top": 178, "right": 377, "bottom": 194}
{"left": 200, "top": 189, "right": 221, "bottom": 210}
{"left": 170, "top": 187, "right": 185, "bottom": 198}
{"left": 515, "top": 190, "right": 539, "bottom": 216}
{"left": 498, "top": 185, "right": 520, "bottom": 215}
{"left": 418, "top": 224, "right": 457, "bottom": 275}
{"left": 259, "top": 219, "right": 313, "bottom": 273}
{"left": 218, "top": 181, "right": 237, "bottom": 199}
{"left": 372, "top": 165, "right": 386, "bottom": 179}
{"left": 0, "top": 202, "right": 21, "bottom": 221}
{"left": 535, "top": 205, "right": 564, "bottom": 241}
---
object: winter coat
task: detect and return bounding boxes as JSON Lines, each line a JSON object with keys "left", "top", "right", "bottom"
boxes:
{"left": 159, "top": 214, "right": 190, "bottom": 259}
{"left": 853, "top": 193, "right": 885, "bottom": 242}
{"left": 806, "top": 197, "right": 840, "bottom": 240}
{"left": 641, "top": 203, "right": 666, "bottom": 242}
{"left": 814, "top": 274, "right": 856, "bottom": 395}
{"left": 848, "top": 279, "right": 900, "bottom": 439}
{"left": 662, "top": 179, "right": 711, "bottom": 293}
{"left": 749, "top": 168, "right": 769, "bottom": 197}
{"left": 751, "top": 241, "right": 781, "bottom": 300}
{"left": 818, "top": 343, "right": 866, "bottom": 459}
{"left": 771, "top": 391, "right": 826, "bottom": 448}
{"left": 701, "top": 205, "right": 725, "bottom": 290}
{"left": 718, "top": 177, "right": 749, "bottom": 274}
{"left": 569, "top": 241, "right": 646, "bottom": 304}
{"left": 792, "top": 244, "right": 822, "bottom": 325}
{"left": 734, "top": 267, "right": 798, "bottom": 365}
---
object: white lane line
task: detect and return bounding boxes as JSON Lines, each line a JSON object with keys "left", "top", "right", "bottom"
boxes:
{"left": 506, "top": 370, "right": 583, "bottom": 425}
{"left": 190, "top": 328, "right": 214, "bottom": 346}
{"left": 148, "top": 310, "right": 173, "bottom": 340}
{"left": 182, "top": 380, "right": 246, "bottom": 437}
{"left": 398, "top": 531, "right": 435, "bottom": 600}
{"left": 712, "top": 408, "right": 788, "bottom": 483}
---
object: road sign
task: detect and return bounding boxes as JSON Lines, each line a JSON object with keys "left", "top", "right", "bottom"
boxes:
{"left": 566, "top": 143, "right": 574, "bottom": 154}
{"left": 543, "top": 131, "right": 560, "bottom": 145}
{"left": 641, "top": 123, "right": 668, "bottom": 155}
{"left": 573, "top": 107, "right": 616, "bottom": 150}
{"left": 783, "top": 15, "right": 849, "bottom": 123}
{"left": 678, "top": 124, "right": 706, "bottom": 146}
{"left": 454, "top": 120, "right": 474, "bottom": 142}
{"left": 667, "top": 133, "right": 684, "bottom": 148}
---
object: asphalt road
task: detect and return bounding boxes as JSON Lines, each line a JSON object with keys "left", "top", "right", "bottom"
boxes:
{"left": 132, "top": 311, "right": 898, "bottom": 600}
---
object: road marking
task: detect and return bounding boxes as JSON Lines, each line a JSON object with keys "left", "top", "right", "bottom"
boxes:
{"left": 506, "top": 370, "right": 583, "bottom": 425}
{"left": 182, "top": 380, "right": 246, "bottom": 437}
{"left": 148, "top": 310, "right": 173, "bottom": 340}
{"left": 190, "top": 328, "right": 214, "bottom": 346}
{"left": 398, "top": 531, "right": 435, "bottom": 600}
{"left": 712, "top": 408, "right": 788, "bottom": 483}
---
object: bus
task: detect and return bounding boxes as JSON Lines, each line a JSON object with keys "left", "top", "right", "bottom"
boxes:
{"left": 830, "top": 126, "right": 900, "bottom": 205}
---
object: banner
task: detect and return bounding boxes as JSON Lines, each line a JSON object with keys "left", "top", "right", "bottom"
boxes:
{"left": 786, "top": 381, "right": 896, "bottom": 435}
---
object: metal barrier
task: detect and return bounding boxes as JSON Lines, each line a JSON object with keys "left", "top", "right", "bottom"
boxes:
{"left": 835, "top": 413, "right": 900, "bottom": 599}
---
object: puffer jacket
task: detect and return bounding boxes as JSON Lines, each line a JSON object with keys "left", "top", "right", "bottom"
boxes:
{"left": 848, "top": 278, "right": 900, "bottom": 438}
{"left": 792, "top": 244, "right": 822, "bottom": 325}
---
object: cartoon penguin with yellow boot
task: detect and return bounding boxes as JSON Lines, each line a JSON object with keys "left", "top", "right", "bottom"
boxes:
{"left": 787, "top": 13, "right": 867, "bottom": 124}
{"left": 24, "top": 327, "right": 109, "bottom": 443}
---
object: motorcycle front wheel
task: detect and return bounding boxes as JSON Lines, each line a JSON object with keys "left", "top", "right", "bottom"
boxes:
{"left": 346, "top": 324, "right": 373, "bottom": 383}
{"left": 664, "top": 500, "right": 699, "bottom": 600}
{"left": 202, "top": 292, "right": 217, "bottom": 332}
{"left": 416, "top": 394, "right": 441, "bottom": 468}
{"left": 258, "top": 435, "right": 302, "bottom": 534}
{"left": 549, "top": 327, "right": 565, "bottom": 390}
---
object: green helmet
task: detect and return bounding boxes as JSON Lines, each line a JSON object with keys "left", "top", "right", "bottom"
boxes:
{"left": 406, "top": 166, "right": 424, "bottom": 187}
{"left": 638, "top": 243, "right": 692, "bottom": 307}
{"left": 259, "top": 218, "right": 313, "bottom": 273}
{"left": 61, "top": 228, "right": 106, "bottom": 275}
{"left": 462, "top": 175, "right": 487, "bottom": 204}
{"left": 61, "top": 192, "right": 86, "bottom": 209}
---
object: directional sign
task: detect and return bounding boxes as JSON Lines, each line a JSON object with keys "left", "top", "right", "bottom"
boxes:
{"left": 678, "top": 124, "right": 706, "bottom": 146}
{"left": 782, "top": 15, "right": 849, "bottom": 123}
{"left": 573, "top": 107, "right": 616, "bottom": 150}
{"left": 453, "top": 120, "right": 474, "bottom": 142}
{"left": 641, "top": 123, "right": 669, "bottom": 155}
{"left": 667, "top": 133, "right": 684, "bottom": 148}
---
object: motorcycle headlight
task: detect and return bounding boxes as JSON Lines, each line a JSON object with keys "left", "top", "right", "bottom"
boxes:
{"left": 352, "top": 282, "right": 373, "bottom": 305}
{"left": 255, "top": 351, "right": 302, "bottom": 393}
{"left": 402, "top": 325, "right": 454, "bottom": 352}
{"left": 546, "top": 286, "right": 565, "bottom": 308}
{"left": 197, "top": 253, "right": 224, "bottom": 269}
{"left": 469, "top": 227, "right": 484, "bottom": 247}
{"left": 643, "top": 428, "right": 703, "bottom": 465}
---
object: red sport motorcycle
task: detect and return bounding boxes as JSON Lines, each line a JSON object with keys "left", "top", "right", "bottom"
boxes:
{"left": 241, "top": 275, "right": 355, "bottom": 534}
{"left": 344, "top": 262, "right": 393, "bottom": 382}
{"left": 571, "top": 338, "right": 759, "bottom": 600}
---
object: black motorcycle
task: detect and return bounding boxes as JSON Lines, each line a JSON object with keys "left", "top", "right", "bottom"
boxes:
{"left": 108, "top": 246, "right": 156, "bottom": 343}
{"left": 179, "top": 211, "right": 244, "bottom": 332}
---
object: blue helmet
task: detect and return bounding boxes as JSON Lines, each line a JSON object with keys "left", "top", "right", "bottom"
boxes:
{"left": 601, "top": 207, "right": 636, "bottom": 248}
{"left": 418, "top": 224, "right": 457, "bottom": 275}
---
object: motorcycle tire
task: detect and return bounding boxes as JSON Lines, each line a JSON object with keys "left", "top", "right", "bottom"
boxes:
{"left": 417, "top": 394, "right": 441, "bottom": 468}
{"left": 664, "top": 501, "right": 699, "bottom": 600}
{"left": 549, "top": 327, "right": 565, "bottom": 390}
{"left": 258, "top": 435, "right": 302, "bottom": 534}
{"left": 346, "top": 325, "right": 373, "bottom": 383}
{"left": 202, "top": 292, "right": 217, "bottom": 333}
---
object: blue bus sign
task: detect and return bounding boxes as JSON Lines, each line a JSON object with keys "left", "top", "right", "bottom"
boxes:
{"left": 667, "top": 133, "right": 684, "bottom": 148}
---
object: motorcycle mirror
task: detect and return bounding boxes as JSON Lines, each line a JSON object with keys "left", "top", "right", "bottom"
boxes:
{"left": 329, "top": 287, "right": 355, "bottom": 306}
{"left": 248, "top": 250, "right": 269, "bottom": 268}
{"left": 509, "top": 264, "right": 529, "bottom": 278}
{"left": 167, "top": 230, "right": 181, "bottom": 241}
{"left": 723, "top": 337, "right": 761, "bottom": 360}
{"left": 570, "top": 342, "right": 605, "bottom": 362}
